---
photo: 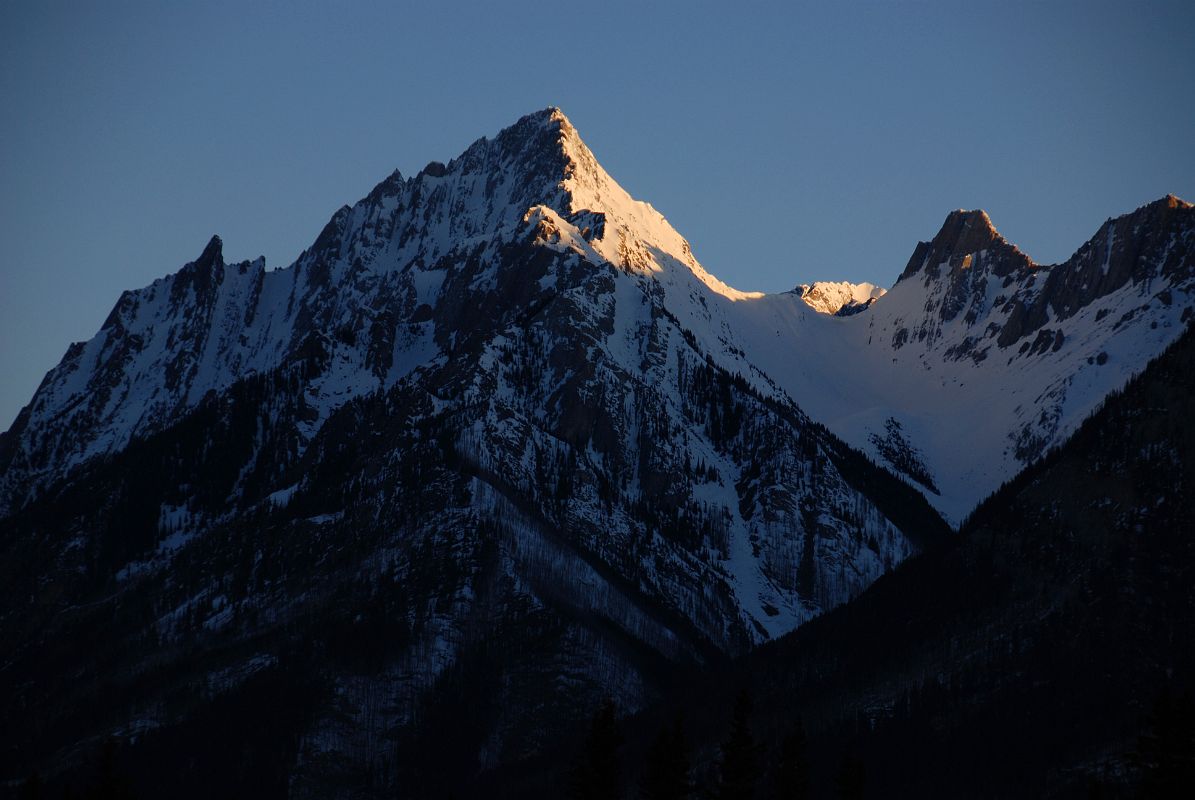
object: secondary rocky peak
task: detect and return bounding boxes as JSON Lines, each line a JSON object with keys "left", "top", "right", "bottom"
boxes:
{"left": 168, "top": 234, "right": 227, "bottom": 292}
{"left": 1016, "top": 193, "right": 1195, "bottom": 332}
{"left": 1132, "top": 193, "right": 1194, "bottom": 234}
{"left": 196, "top": 234, "right": 224, "bottom": 269}
{"left": 365, "top": 169, "right": 405, "bottom": 202}
{"left": 1113, "top": 192, "right": 1192, "bottom": 233}
{"left": 950, "top": 208, "right": 1000, "bottom": 248}
{"left": 169, "top": 234, "right": 229, "bottom": 300}
{"left": 1098, "top": 194, "right": 1194, "bottom": 248}
{"left": 419, "top": 161, "right": 448, "bottom": 178}
{"left": 796, "top": 281, "right": 887, "bottom": 315}
{"left": 899, "top": 208, "right": 1033, "bottom": 284}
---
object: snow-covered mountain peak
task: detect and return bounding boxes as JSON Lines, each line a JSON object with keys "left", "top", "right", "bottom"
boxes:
{"left": 545, "top": 111, "right": 763, "bottom": 301}
{"left": 794, "top": 281, "right": 887, "bottom": 315}
{"left": 5, "top": 103, "right": 1192, "bottom": 547}
{"left": 0, "top": 108, "right": 765, "bottom": 513}
{"left": 333, "top": 106, "right": 757, "bottom": 302}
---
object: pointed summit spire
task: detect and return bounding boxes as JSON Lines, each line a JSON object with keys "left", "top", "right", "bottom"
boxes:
{"left": 365, "top": 169, "right": 405, "bottom": 202}
{"left": 898, "top": 208, "right": 1032, "bottom": 283}
{"left": 192, "top": 235, "right": 225, "bottom": 274}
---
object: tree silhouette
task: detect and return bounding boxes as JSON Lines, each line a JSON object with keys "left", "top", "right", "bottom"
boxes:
{"left": 569, "top": 699, "right": 624, "bottom": 800}
{"left": 716, "top": 689, "right": 760, "bottom": 800}
{"left": 1136, "top": 687, "right": 1195, "bottom": 799}
{"left": 640, "top": 715, "right": 691, "bottom": 799}
{"left": 773, "top": 720, "right": 810, "bottom": 800}
{"left": 833, "top": 752, "right": 865, "bottom": 800}
{"left": 19, "top": 771, "right": 43, "bottom": 800}
{"left": 85, "top": 739, "right": 134, "bottom": 800}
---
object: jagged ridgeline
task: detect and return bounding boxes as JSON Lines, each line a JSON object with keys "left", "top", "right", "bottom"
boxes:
{"left": 0, "top": 109, "right": 948, "bottom": 795}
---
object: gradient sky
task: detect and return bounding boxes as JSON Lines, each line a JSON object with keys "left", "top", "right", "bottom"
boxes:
{"left": 2, "top": 0, "right": 1193, "bottom": 430}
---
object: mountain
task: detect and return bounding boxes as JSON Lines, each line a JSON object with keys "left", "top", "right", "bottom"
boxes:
{"left": 0, "top": 107, "right": 1191, "bottom": 796}
{"left": 717, "top": 196, "right": 1195, "bottom": 520}
{"left": 601, "top": 315, "right": 1195, "bottom": 799}
{"left": 0, "top": 109, "right": 947, "bottom": 795}
{"left": 793, "top": 281, "right": 886, "bottom": 316}
{"left": 3, "top": 116, "right": 1192, "bottom": 526}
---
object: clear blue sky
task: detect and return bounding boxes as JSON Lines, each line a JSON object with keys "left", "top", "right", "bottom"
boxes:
{"left": 2, "top": 0, "right": 1193, "bottom": 430}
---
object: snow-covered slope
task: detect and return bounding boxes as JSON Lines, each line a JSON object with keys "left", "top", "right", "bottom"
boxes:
{"left": 717, "top": 199, "right": 1195, "bottom": 521}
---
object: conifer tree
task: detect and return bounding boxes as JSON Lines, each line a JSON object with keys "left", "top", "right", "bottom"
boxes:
{"left": 1136, "top": 687, "right": 1195, "bottom": 799}
{"left": 716, "top": 689, "right": 760, "bottom": 800}
{"left": 773, "top": 720, "right": 810, "bottom": 800}
{"left": 569, "top": 699, "right": 624, "bottom": 800}
{"left": 640, "top": 716, "right": 691, "bottom": 799}
{"left": 85, "top": 738, "right": 134, "bottom": 800}
{"left": 833, "top": 752, "right": 865, "bottom": 800}
{"left": 19, "top": 771, "right": 43, "bottom": 800}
